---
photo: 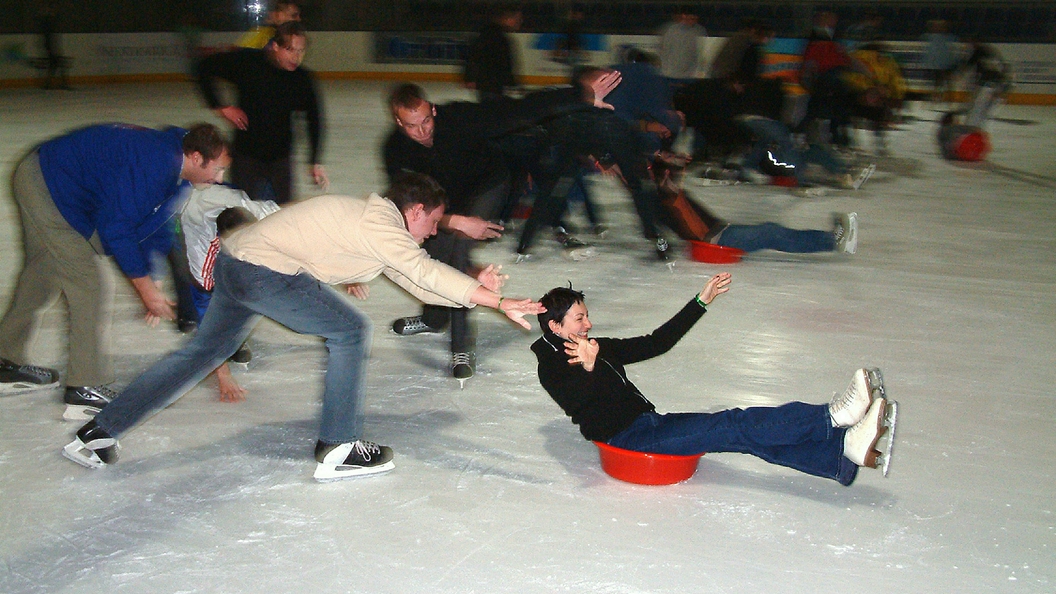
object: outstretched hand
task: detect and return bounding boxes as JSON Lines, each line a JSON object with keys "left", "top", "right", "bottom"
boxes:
{"left": 583, "top": 69, "right": 622, "bottom": 110}
{"left": 698, "top": 272, "right": 732, "bottom": 305}
{"left": 564, "top": 334, "right": 599, "bottom": 372}
{"left": 498, "top": 298, "right": 546, "bottom": 330}
{"left": 476, "top": 264, "right": 508, "bottom": 292}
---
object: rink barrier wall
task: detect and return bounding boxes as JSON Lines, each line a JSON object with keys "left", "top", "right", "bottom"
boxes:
{"left": 1, "top": 31, "right": 1054, "bottom": 104}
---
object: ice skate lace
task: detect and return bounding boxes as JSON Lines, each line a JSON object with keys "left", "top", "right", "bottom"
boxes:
{"left": 353, "top": 440, "right": 382, "bottom": 462}
{"left": 399, "top": 317, "right": 429, "bottom": 333}
{"left": 452, "top": 352, "right": 472, "bottom": 367}
{"left": 18, "top": 364, "right": 56, "bottom": 381}
{"left": 831, "top": 377, "right": 865, "bottom": 414}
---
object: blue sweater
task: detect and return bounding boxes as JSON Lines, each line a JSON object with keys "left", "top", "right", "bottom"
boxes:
{"left": 37, "top": 124, "right": 189, "bottom": 278}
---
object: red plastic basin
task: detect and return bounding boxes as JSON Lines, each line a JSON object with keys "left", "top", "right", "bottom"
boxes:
{"left": 594, "top": 441, "right": 704, "bottom": 485}
{"left": 688, "top": 240, "right": 745, "bottom": 264}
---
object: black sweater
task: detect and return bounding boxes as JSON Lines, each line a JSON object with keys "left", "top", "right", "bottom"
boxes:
{"left": 382, "top": 87, "right": 584, "bottom": 214}
{"left": 531, "top": 298, "right": 707, "bottom": 442}
{"left": 196, "top": 48, "right": 323, "bottom": 164}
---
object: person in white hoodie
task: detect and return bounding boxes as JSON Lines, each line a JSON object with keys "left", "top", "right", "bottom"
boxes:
{"left": 179, "top": 183, "right": 280, "bottom": 400}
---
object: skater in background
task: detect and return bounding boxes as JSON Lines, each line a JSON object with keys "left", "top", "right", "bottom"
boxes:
{"left": 0, "top": 123, "right": 230, "bottom": 419}
{"left": 196, "top": 21, "right": 327, "bottom": 205}
{"left": 959, "top": 38, "right": 1011, "bottom": 128}
{"left": 237, "top": 0, "right": 301, "bottom": 49}
{"left": 179, "top": 183, "right": 280, "bottom": 401}
{"left": 462, "top": 4, "right": 522, "bottom": 102}
{"left": 532, "top": 275, "right": 898, "bottom": 485}
{"left": 921, "top": 20, "right": 959, "bottom": 105}
{"left": 658, "top": 7, "right": 706, "bottom": 91}
{"left": 62, "top": 173, "right": 545, "bottom": 481}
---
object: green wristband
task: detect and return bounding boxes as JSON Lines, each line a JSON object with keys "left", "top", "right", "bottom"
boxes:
{"left": 695, "top": 294, "right": 707, "bottom": 309}
{"left": 497, "top": 296, "right": 505, "bottom": 309}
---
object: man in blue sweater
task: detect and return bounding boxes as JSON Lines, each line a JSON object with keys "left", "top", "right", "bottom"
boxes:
{"left": 0, "top": 123, "right": 230, "bottom": 421}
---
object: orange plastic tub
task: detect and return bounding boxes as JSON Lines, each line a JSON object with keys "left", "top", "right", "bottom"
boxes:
{"left": 688, "top": 240, "right": 745, "bottom": 264}
{"left": 594, "top": 441, "right": 704, "bottom": 485}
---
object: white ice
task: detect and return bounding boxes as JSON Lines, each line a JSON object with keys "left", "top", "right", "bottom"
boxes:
{"left": 1, "top": 82, "right": 1054, "bottom": 594}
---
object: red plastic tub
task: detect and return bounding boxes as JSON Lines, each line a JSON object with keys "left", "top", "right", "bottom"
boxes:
{"left": 688, "top": 240, "right": 745, "bottom": 264}
{"left": 594, "top": 441, "right": 704, "bottom": 485}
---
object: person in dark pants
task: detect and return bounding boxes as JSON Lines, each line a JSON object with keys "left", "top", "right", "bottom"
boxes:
{"left": 382, "top": 71, "right": 621, "bottom": 385}
{"left": 463, "top": 5, "right": 522, "bottom": 102}
{"left": 195, "top": 21, "right": 327, "bottom": 204}
{"left": 532, "top": 275, "right": 899, "bottom": 485}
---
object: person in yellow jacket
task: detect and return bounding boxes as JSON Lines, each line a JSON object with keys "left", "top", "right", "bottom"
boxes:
{"left": 844, "top": 42, "right": 906, "bottom": 155}
{"left": 237, "top": 1, "right": 300, "bottom": 49}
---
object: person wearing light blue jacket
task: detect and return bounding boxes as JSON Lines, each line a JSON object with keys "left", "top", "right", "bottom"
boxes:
{"left": 0, "top": 123, "right": 230, "bottom": 421}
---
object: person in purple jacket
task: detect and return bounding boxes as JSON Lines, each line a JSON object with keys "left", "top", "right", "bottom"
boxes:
{"left": 0, "top": 123, "right": 230, "bottom": 421}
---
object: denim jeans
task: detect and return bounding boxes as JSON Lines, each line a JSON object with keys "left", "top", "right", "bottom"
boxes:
{"left": 606, "top": 402, "right": 857, "bottom": 485}
{"left": 716, "top": 222, "right": 835, "bottom": 253}
{"left": 94, "top": 253, "right": 373, "bottom": 444}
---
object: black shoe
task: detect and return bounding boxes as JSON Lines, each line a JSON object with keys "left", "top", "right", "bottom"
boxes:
{"left": 63, "top": 385, "right": 117, "bottom": 421}
{"left": 62, "top": 420, "right": 119, "bottom": 469}
{"left": 452, "top": 352, "right": 474, "bottom": 389}
{"left": 392, "top": 316, "right": 441, "bottom": 336}
{"left": 0, "top": 358, "right": 60, "bottom": 393}
{"left": 655, "top": 237, "right": 671, "bottom": 262}
{"left": 229, "top": 342, "right": 252, "bottom": 364}
{"left": 313, "top": 439, "right": 395, "bottom": 481}
{"left": 177, "top": 318, "right": 198, "bottom": 334}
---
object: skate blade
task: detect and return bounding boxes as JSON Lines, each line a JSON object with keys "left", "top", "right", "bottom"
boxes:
{"left": 562, "top": 246, "right": 597, "bottom": 262}
{"left": 881, "top": 400, "right": 898, "bottom": 477}
{"left": 853, "top": 164, "right": 876, "bottom": 190}
{"left": 0, "top": 380, "right": 60, "bottom": 395}
{"left": 457, "top": 377, "right": 468, "bottom": 390}
{"left": 62, "top": 440, "right": 107, "bottom": 469}
{"left": 313, "top": 460, "right": 395, "bottom": 482}
{"left": 866, "top": 367, "right": 886, "bottom": 399}
{"left": 63, "top": 404, "right": 102, "bottom": 422}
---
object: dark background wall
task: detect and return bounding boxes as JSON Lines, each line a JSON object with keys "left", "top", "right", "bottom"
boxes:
{"left": 1, "top": 1, "right": 1053, "bottom": 42}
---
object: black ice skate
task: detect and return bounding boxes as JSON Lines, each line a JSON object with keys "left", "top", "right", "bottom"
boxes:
{"left": 63, "top": 385, "right": 117, "bottom": 421}
{"left": 392, "top": 315, "right": 441, "bottom": 336}
{"left": 452, "top": 351, "right": 474, "bottom": 389}
{"left": 0, "top": 358, "right": 60, "bottom": 394}
{"left": 313, "top": 439, "right": 395, "bottom": 481}
{"left": 62, "top": 420, "right": 119, "bottom": 469}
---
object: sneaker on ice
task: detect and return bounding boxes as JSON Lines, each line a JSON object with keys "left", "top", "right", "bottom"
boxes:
{"left": 0, "top": 358, "right": 60, "bottom": 393}
{"left": 62, "top": 420, "right": 119, "bottom": 469}
{"left": 392, "top": 315, "right": 440, "bottom": 336}
{"left": 63, "top": 385, "right": 117, "bottom": 421}
{"left": 833, "top": 212, "right": 858, "bottom": 254}
{"left": 830, "top": 368, "right": 874, "bottom": 427}
{"left": 313, "top": 439, "right": 394, "bottom": 481}
{"left": 452, "top": 351, "right": 474, "bottom": 389}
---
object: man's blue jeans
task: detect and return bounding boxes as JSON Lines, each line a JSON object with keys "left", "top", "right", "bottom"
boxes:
{"left": 716, "top": 222, "right": 835, "bottom": 253}
{"left": 606, "top": 402, "right": 857, "bottom": 485}
{"left": 94, "top": 253, "right": 373, "bottom": 445}
{"left": 740, "top": 116, "right": 846, "bottom": 183}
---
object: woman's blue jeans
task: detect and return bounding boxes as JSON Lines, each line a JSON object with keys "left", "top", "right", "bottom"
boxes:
{"left": 716, "top": 222, "right": 836, "bottom": 253}
{"left": 94, "top": 253, "right": 373, "bottom": 445}
{"left": 606, "top": 402, "right": 857, "bottom": 485}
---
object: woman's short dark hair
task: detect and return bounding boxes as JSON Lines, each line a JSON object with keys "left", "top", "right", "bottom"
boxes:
{"left": 182, "top": 123, "right": 228, "bottom": 162}
{"left": 385, "top": 172, "right": 448, "bottom": 213}
{"left": 538, "top": 285, "right": 585, "bottom": 332}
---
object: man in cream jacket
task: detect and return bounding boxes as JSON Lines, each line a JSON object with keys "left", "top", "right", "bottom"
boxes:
{"left": 62, "top": 173, "right": 544, "bottom": 481}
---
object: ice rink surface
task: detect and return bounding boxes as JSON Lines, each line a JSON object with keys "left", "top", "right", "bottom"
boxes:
{"left": 0, "top": 82, "right": 1054, "bottom": 594}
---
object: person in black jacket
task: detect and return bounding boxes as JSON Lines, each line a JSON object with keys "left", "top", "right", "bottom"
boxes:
{"left": 195, "top": 21, "right": 327, "bottom": 204}
{"left": 463, "top": 5, "right": 522, "bottom": 102}
{"left": 383, "top": 71, "right": 621, "bottom": 385}
{"left": 531, "top": 274, "right": 897, "bottom": 486}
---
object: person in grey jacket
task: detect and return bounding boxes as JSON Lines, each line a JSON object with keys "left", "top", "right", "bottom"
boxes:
{"left": 62, "top": 173, "right": 544, "bottom": 482}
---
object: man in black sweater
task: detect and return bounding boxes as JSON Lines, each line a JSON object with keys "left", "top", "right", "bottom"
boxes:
{"left": 463, "top": 5, "right": 522, "bottom": 101}
{"left": 383, "top": 71, "right": 621, "bottom": 385}
{"left": 196, "top": 21, "right": 327, "bottom": 204}
{"left": 532, "top": 274, "right": 899, "bottom": 484}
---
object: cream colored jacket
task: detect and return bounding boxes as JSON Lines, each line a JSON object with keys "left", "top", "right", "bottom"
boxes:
{"left": 224, "top": 193, "right": 480, "bottom": 308}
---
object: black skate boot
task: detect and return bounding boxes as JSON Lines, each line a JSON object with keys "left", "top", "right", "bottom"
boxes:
{"left": 63, "top": 385, "right": 117, "bottom": 421}
{"left": 392, "top": 316, "right": 441, "bottom": 336}
{"left": 452, "top": 351, "right": 475, "bottom": 389}
{"left": 62, "top": 420, "right": 119, "bottom": 469}
{"left": 0, "top": 358, "right": 60, "bottom": 394}
{"left": 313, "top": 439, "right": 395, "bottom": 481}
